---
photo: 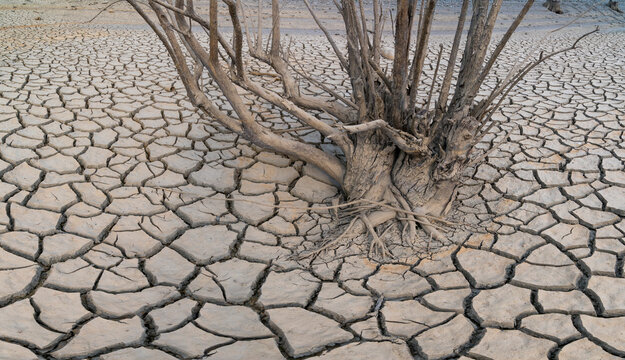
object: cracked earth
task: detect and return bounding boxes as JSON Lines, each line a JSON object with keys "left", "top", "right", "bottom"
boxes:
{"left": 1, "top": 1, "right": 625, "bottom": 359}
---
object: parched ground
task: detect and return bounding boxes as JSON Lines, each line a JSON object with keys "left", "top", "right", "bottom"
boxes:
{"left": 1, "top": 1, "right": 625, "bottom": 360}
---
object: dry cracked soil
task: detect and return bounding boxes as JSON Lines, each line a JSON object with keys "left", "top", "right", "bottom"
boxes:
{"left": 1, "top": 0, "right": 625, "bottom": 359}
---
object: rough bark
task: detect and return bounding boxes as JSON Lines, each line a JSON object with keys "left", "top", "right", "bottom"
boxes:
{"left": 343, "top": 134, "right": 395, "bottom": 202}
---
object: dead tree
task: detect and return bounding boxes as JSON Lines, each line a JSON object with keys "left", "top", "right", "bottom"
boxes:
{"left": 608, "top": 0, "right": 623, "bottom": 13}
{"left": 125, "top": 0, "right": 597, "bottom": 257}
{"left": 544, "top": 0, "right": 563, "bottom": 13}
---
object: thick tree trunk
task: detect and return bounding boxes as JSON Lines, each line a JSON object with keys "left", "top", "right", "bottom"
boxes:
{"left": 343, "top": 134, "right": 395, "bottom": 203}
{"left": 337, "top": 134, "right": 458, "bottom": 252}
{"left": 342, "top": 131, "right": 459, "bottom": 220}
{"left": 608, "top": 0, "right": 623, "bottom": 13}
{"left": 392, "top": 153, "right": 458, "bottom": 218}
{"left": 543, "top": 0, "right": 563, "bottom": 14}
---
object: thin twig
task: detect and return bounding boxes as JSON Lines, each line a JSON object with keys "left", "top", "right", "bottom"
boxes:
{"left": 426, "top": 44, "right": 444, "bottom": 111}
{"left": 86, "top": 0, "right": 124, "bottom": 23}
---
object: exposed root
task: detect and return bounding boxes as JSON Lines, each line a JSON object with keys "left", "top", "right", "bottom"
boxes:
{"left": 390, "top": 186, "right": 417, "bottom": 245}
{"left": 299, "top": 217, "right": 359, "bottom": 259}
{"left": 362, "top": 214, "right": 394, "bottom": 259}
{"left": 299, "top": 209, "right": 396, "bottom": 260}
{"left": 154, "top": 186, "right": 457, "bottom": 261}
{"left": 407, "top": 207, "right": 447, "bottom": 242}
{"left": 299, "top": 200, "right": 453, "bottom": 261}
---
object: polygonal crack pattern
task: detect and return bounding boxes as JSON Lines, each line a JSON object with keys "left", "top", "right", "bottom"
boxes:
{"left": 0, "top": 2, "right": 625, "bottom": 359}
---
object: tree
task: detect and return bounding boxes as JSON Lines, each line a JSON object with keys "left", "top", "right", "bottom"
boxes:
{"left": 125, "top": 0, "right": 596, "bottom": 257}
{"left": 544, "top": 0, "right": 563, "bottom": 14}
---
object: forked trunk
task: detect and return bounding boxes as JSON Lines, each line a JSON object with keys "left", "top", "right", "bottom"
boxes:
{"left": 543, "top": 0, "right": 563, "bottom": 14}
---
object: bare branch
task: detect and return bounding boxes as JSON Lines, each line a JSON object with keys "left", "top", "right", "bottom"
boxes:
{"left": 335, "top": 119, "right": 426, "bottom": 155}
{"left": 256, "top": 0, "right": 262, "bottom": 52}
{"left": 270, "top": 0, "right": 280, "bottom": 57}
{"left": 436, "top": 0, "right": 469, "bottom": 113}
{"left": 151, "top": 0, "right": 347, "bottom": 183}
{"left": 372, "top": 0, "right": 382, "bottom": 64}
{"left": 368, "top": 58, "right": 393, "bottom": 90}
{"left": 408, "top": 0, "right": 437, "bottom": 111}
{"left": 473, "top": 0, "right": 534, "bottom": 95}
{"left": 475, "top": 1, "right": 601, "bottom": 119}
{"left": 389, "top": 0, "right": 417, "bottom": 128}
{"left": 302, "top": 0, "right": 349, "bottom": 71}
{"left": 87, "top": 0, "right": 124, "bottom": 23}
{"left": 288, "top": 56, "right": 358, "bottom": 110}
{"left": 425, "top": 44, "right": 443, "bottom": 112}
{"left": 237, "top": 0, "right": 255, "bottom": 55}
{"left": 475, "top": 26, "right": 599, "bottom": 123}
{"left": 150, "top": 0, "right": 236, "bottom": 60}
{"left": 445, "top": 0, "right": 502, "bottom": 116}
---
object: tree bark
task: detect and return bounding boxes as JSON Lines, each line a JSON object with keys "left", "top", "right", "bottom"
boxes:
{"left": 343, "top": 134, "right": 395, "bottom": 202}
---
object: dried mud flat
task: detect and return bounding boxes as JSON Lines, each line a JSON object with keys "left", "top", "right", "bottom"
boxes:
{"left": 1, "top": 1, "right": 625, "bottom": 359}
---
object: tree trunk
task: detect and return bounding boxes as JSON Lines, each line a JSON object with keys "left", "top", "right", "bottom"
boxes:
{"left": 342, "top": 131, "right": 459, "bottom": 220}
{"left": 392, "top": 152, "right": 457, "bottom": 218}
{"left": 343, "top": 134, "right": 395, "bottom": 203}
{"left": 608, "top": 0, "right": 623, "bottom": 13}
{"left": 336, "top": 131, "right": 459, "bottom": 251}
{"left": 543, "top": 0, "right": 563, "bottom": 14}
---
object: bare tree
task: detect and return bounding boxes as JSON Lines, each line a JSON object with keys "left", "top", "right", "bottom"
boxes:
{"left": 124, "top": 0, "right": 596, "bottom": 256}
{"left": 544, "top": 0, "right": 563, "bottom": 13}
{"left": 608, "top": 0, "right": 623, "bottom": 12}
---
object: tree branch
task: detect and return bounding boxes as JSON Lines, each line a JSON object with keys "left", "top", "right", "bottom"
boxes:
{"left": 474, "top": 26, "right": 599, "bottom": 124}
{"left": 436, "top": 0, "right": 469, "bottom": 114}
{"left": 408, "top": 0, "right": 437, "bottom": 111}
{"left": 302, "top": 0, "right": 349, "bottom": 70}
{"left": 144, "top": 0, "right": 347, "bottom": 183}
{"left": 472, "top": 0, "right": 534, "bottom": 96}
{"left": 333, "top": 119, "right": 426, "bottom": 155}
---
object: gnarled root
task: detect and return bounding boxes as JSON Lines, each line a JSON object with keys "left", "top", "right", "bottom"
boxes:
{"left": 300, "top": 187, "right": 453, "bottom": 261}
{"left": 362, "top": 214, "right": 394, "bottom": 259}
{"left": 390, "top": 186, "right": 418, "bottom": 245}
{"left": 299, "top": 209, "right": 396, "bottom": 259}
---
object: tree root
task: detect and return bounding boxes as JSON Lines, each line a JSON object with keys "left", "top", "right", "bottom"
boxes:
{"left": 153, "top": 186, "right": 455, "bottom": 261}
{"left": 300, "top": 217, "right": 360, "bottom": 259}
{"left": 390, "top": 186, "right": 417, "bottom": 245}
{"left": 362, "top": 214, "right": 395, "bottom": 259}
{"left": 300, "top": 191, "right": 453, "bottom": 261}
{"left": 299, "top": 210, "right": 396, "bottom": 260}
